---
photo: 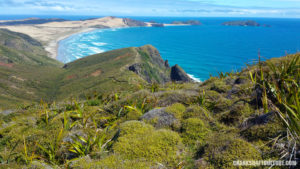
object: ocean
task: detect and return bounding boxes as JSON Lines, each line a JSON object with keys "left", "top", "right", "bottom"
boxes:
{"left": 1, "top": 15, "right": 300, "bottom": 81}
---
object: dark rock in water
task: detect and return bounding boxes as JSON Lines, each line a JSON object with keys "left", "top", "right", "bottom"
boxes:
{"left": 151, "top": 23, "right": 164, "bottom": 27}
{"left": 170, "top": 64, "right": 193, "bottom": 82}
{"left": 222, "top": 20, "right": 260, "bottom": 27}
{"left": 141, "top": 108, "right": 178, "bottom": 128}
{"left": 171, "top": 20, "right": 202, "bottom": 25}
{"left": 123, "top": 18, "right": 147, "bottom": 27}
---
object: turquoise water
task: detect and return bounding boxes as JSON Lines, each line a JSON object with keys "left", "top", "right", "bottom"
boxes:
{"left": 58, "top": 17, "right": 300, "bottom": 81}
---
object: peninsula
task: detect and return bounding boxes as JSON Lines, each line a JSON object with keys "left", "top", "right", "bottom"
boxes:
{"left": 0, "top": 17, "right": 196, "bottom": 59}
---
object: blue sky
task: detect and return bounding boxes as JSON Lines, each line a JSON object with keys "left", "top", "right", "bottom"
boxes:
{"left": 0, "top": 0, "right": 300, "bottom": 18}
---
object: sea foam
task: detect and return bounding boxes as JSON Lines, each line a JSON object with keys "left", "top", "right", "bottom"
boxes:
{"left": 88, "top": 47, "right": 105, "bottom": 54}
{"left": 92, "top": 42, "right": 107, "bottom": 46}
{"left": 187, "top": 74, "right": 201, "bottom": 82}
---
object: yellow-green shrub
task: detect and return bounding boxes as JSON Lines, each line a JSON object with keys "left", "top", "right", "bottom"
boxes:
{"left": 182, "top": 118, "right": 209, "bottom": 145}
{"left": 165, "top": 103, "right": 186, "bottom": 119}
{"left": 204, "top": 133, "right": 261, "bottom": 169}
{"left": 113, "top": 121, "right": 181, "bottom": 167}
{"left": 82, "top": 154, "right": 153, "bottom": 169}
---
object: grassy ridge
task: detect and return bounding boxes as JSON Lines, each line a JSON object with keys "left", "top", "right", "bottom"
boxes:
{"left": 0, "top": 31, "right": 170, "bottom": 109}
{"left": 0, "top": 29, "right": 61, "bottom": 66}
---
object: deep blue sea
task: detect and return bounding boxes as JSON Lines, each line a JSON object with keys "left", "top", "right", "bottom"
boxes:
{"left": 1, "top": 15, "right": 300, "bottom": 81}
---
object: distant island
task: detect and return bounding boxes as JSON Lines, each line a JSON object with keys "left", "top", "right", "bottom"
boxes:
{"left": 171, "top": 20, "right": 202, "bottom": 25}
{"left": 222, "top": 20, "right": 271, "bottom": 27}
{"left": 222, "top": 20, "right": 260, "bottom": 26}
{"left": 0, "top": 18, "right": 67, "bottom": 26}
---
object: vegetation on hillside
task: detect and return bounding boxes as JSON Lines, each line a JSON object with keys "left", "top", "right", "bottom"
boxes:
{"left": 0, "top": 52, "right": 299, "bottom": 168}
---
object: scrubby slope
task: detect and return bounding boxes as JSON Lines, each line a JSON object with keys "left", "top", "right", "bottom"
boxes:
{"left": 0, "top": 53, "right": 298, "bottom": 168}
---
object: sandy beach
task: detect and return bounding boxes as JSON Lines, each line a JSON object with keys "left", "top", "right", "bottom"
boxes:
{"left": 0, "top": 17, "right": 190, "bottom": 59}
{"left": 0, "top": 17, "right": 130, "bottom": 59}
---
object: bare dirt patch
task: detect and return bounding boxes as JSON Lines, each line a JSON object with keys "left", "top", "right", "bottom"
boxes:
{"left": 91, "top": 70, "right": 102, "bottom": 77}
{"left": 113, "top": 53, "right": 130, "bottom": 61}
{"left": 0, "top": 62, "right": 13, "bottom": 68}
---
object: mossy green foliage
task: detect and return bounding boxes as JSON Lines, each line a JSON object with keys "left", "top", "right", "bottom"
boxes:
{"left": 113, "top": 121, "right": 181, "bottom": 166}
{"left": 181, "top": 118, "right": 209, "bottom": 144}
{"left": 165, "top": 103, "right": 186, "bottom": 119}
{"left": 203, "top": 133, "right": 261, "bottom": 169}
{"left": 218, "top": 101, "right": 253, "bottom": 126}
{"left": 241, "top": 118, "right": 285, "bottom": 142}
{"left": 79, "top": 154, "right": 153, "bottom": 169}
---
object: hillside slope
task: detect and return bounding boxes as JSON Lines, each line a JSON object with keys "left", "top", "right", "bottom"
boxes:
{"left": 0, "top": 29, "right": 61, "bottom": 66}
{"left": 0, "top": 53, "right": 298, "bottom": 168}
{"left": 0, "top": 29, "right": 191, "bottom": 109}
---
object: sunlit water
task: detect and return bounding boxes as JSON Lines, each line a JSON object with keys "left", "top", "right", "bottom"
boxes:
{"left": 56, "top": 17, "right": 300, "bottom": 81}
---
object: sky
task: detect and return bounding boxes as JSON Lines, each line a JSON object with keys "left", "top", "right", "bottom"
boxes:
{"left": 0, "top": 0, "right": 300, "bottom": 18}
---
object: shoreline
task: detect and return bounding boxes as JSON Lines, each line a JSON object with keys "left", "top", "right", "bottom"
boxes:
{"left": 53, "top": 23, "right": 191, "bottom": 61}
{"left": 51, "top": 28, "right": 98, "bottom": 60}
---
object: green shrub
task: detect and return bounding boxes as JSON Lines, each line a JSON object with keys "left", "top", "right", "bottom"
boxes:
{"left": 208, "top": 97, "right": 233, "bottom": 114}
{"left": 165, "top": 103, "right": 186, "bottom": 119}
{"left": 124, "top": 109, "right": 143, "bottom": 121}
{"left": 203, "top": 133, "right": 261, "bottom": 169}
{"left": 113, "top": 121, "right": 182, "bottom": 167}
{"left": 183, "top": 105, "right": 211, "bottom": 120}
{"left": 182, "top": 118, "right": 209, "bottom": 145}
{"left": 83, "top": 154, "right": 153, "bottom": 169}
{"left": 241, "top": 120, "right": 285, "bottom": 142}
{"left": 86, "top": 99, "right": 100, "bottom": 106}
{"left": 118, "top": 120, "right": 154, "bottom": 136}
{"left": 210, "top": 79, "right": 231, "bottom": 93}
{"left": 219, "top": 102, "right": 253, "bottom": 126}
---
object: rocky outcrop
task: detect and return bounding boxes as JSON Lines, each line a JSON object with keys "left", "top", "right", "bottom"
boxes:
{"left": 141, "top": 108, "right": 178, "bottom": 128}
{"left": 128, "top": 45, "right": 193, "bottom": 83}
{"left": 222, "top": 20, "right": 260, "bottom": 27}
{"left": 123, "top": 18, "right": 147, "bottom": 27}
{"left": 170, "top": 64, "right": 192, "bottom": 82}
